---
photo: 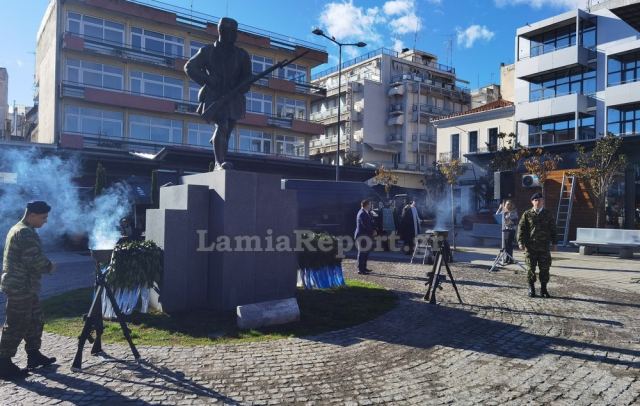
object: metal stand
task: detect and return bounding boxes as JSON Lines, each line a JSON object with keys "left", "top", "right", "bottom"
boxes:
{"left": 71, "top": 260, "right": 140, "bottom": 371}
{"left": 489, "top": 230, "right": 526, "bottom": 273}
{"left": 423, "top": 240, "right": 462, "bottom": 304}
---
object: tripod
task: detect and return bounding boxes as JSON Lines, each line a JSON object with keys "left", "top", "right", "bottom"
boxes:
{"left": 423, "top": 239, "right": 462, "bottom": 304}
{"left": 489, "top": 230, "right": 526, "bottom": 273}
{"left": 71, "top": 258, "right": 140, "bottom": 371}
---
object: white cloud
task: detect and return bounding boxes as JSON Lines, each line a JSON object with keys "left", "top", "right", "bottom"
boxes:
{"left": 16, "top": 59, "right": 23, "bottom": 67}
{"left": 318, "top": 1, "right": 383, "bottom": 44}
{"left": 383, "top": 0, "right": 413, "bottom": 15}
{"left": 392, "top": 38, "right": 405, "bottom": 53}
{"left": 427, "top": 0, "right": 442, "bottom": 4}
{"left": 456, "top": 25, "right": 495, "bottom": 48}
{"left": 494, "top": 0, "right": 585, "bottom": 9}
{"left": 389, "top": 13, "right": 422, "bottom": 35}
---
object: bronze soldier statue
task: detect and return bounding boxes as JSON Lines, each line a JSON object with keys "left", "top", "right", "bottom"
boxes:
{"left": 0, "top": 201, "right": 57, "bottom": 380}
{"left": 184, "top": 17, "right": 252, "bottom": 170}
{"left": 517, "top": 192, "right": 558, "bottom": 298}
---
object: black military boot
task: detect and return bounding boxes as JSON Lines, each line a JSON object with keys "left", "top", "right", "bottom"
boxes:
{"left": 0, "top": 357, "right": 29, "bottom": 380}
{"left": 528, "top": 282, "right": 536, "bottom": 298}
{"left": 26, "top": 350, "right": 56, "bottom": 370}
{"left": 540, "top": 283, "right": 551, "bottom": 298}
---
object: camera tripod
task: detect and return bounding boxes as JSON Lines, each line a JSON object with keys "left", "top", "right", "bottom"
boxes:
{"left": 71, "top": 257, "right": 140, "bottom": 371}
{"left": 489, "top": 230, "right": 526, "bottom": 273}
{"left": 423, "top": 239, "right": 462, "bottom": 304}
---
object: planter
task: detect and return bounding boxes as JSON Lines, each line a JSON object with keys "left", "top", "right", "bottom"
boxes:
{"left": 298, "top": 264, "right": 345, "bottom": 289}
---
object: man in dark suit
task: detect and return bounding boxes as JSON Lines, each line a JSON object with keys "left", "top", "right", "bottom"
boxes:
{"left": 354, "top": 200, "right": 376, "bottom": 275}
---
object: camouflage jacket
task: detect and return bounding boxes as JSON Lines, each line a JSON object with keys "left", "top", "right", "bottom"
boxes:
{"left": 1, "top": 220, "right": 52, "bottom": 295}
{"left": 517, "top": 208, "right": 558, "bottom": 251}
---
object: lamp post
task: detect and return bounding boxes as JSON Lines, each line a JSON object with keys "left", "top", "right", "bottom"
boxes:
{"left": 312, "top": 28, "right": 366, "bottom": 181}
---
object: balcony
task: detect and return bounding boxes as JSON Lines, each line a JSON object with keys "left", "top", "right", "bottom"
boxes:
{"left": 241, "top": 111, "right": 325, "bottom": 135}
{"left": 389, "top": 103, "right": 403, "bottom": 114}
{"left": 515, "top": 92, "right": 595, "bottom": 122}
{"left": 309, "top": 136, "right": 348, "bottom": 155}
{"left": 412, "top": 104, "right": 450, "bottom": 116}
{"left": 516, "top": 45, "right": 595, "bottom": 80}
{"left": 438, "top": 152, "right": 461, "bottom": 162}
{"left": 606, "top": 79, "right": 640, "bottom": 107}
{"left": 387, "top": 134, "right": 403, "bottom": 143}
{"left": 60, "top": 81, "right": 198, "bottom": 115}
{"left": 387, "top": 115, "right": 404, "bottom": 126}
{"left": 388, "top": 85, "right": 405, "bottom": 97}
{"left": 412, "top": 133, "right": 436, "bottom": 144}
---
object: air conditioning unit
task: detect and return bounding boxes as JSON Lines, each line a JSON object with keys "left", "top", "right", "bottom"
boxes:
{"left": 522, "top": 174, "right": 541, "bottom": 188}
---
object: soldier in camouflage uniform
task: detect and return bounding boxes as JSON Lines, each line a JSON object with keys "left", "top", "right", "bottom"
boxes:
{"left": 0, "top": 201, "right": 57, "bottom": 380}
{"left": 517, "top": 192, "right": 557, "bottom": 298}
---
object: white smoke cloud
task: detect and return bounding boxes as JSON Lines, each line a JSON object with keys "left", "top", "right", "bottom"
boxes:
{"left": 456, "top": 24, "right": 495, "bottom": 48}
{"left": 494, "top": 0, "right": 585, "bottom": 9}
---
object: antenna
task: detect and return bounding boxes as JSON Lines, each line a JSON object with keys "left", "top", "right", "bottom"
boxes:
{"left": 412, "top": 1, "right": 420, "bottom": 50}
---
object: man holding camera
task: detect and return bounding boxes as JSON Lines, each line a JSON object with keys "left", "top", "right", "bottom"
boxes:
{"left": 0, "top": 201, "right": 56, "bottom": 380}
{"left": 517, "top": 192, "right": 557, "bottom": 298}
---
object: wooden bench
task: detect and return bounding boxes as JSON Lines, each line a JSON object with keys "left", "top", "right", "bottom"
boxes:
{"left": 570, "top": 228, "right": 640, "bottom": 259}
{"left": 471, "top": 223, "right": 502, "bottom": 246}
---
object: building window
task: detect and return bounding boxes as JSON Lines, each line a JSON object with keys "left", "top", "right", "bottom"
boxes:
{"left": 529, "top": 20, "right": 595, "bottom": 57}
{"left": 189, "top": 40, "right": 206, "bottom": 57}
{"left": 187, "top": 122, "right": 213, "bottom": 147}
{"left": 420, "top": 154, "right": 427, "bottom": 166}
{"left": 64, "top": 105, "right": 123, "bottom": 138}
{"left": 239, "top": 129, "right": 272, "bottom": 154}
{"left": 278, "top": 63, "right": 307, "bottom": 83}
{"left": 607, "top": 52, "right": 640, "bottom": 86}
{"left": 608, "top": 105, "right": 640, "bottom": 136}
{"left": 130, "top": 71, "right": 183, "bottom": 101}
{"left": 189, "top": 81, "right": 200, "bottom": 104}
{"left": 579, "top": 115, "right": 596, "bottom": 140}
{"left": 468, "top": 131, "right": 478, "bottom": 153}
{"left": 65, "top": 59, "right": 123, "bottom": 90}
{"left": 529, "top": 69, "right": 596, "bottom": 101}
{"left": 67, "top": 12, "right": 124, "bottom": 45}
{"left": 129, "top": 114, "right": 182, "bottom": 143}
{"left": 247, "top": 91, "right": 273, "bottom": 114}
{"left": 131, "top": 27, "right": 184, "bottom": 57}
{"left": 276, "top": 134, "right": 305, "bottom": 157}
{"left": 252, "top": 55, "right": 274, "bottom": 73}
{"left": 451, "top": 134, "right": 459, "bottom": 159}
{"left": 528, "top": 115, "right": 583, "bottom": 145}
{"left": 488, "top": 128, "right": 498, "bottom": 151}
{"left": 276, "top": 97, "right": 306, "bottom": 119}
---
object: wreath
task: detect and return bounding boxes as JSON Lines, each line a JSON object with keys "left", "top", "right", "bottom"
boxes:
{"left": 107, "top": 240, "right": 164, "bottom": 290}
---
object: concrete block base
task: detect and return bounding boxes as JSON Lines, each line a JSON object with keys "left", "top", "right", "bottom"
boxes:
{"left": 619, "top": 247, "right": 633, "bottom": 259}
{"left": 579, "top": 246, "right": 593, "bottom": 255}
{"left": 237, "top": 298, "right": 300, "bottom": 330}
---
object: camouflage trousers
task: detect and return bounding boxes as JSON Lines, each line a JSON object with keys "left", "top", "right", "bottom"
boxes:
{"left": 0, "top": 293, "right": 43, "bottom": 358}
{"left": 525, "top": 250, "right": 552, "bottom": 285}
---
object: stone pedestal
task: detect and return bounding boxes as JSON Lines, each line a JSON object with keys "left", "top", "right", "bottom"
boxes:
{"left": 146, "top": 170, "right": 298, "bottom": 313}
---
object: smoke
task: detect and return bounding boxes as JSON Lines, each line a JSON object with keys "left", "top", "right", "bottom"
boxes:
{"left": 0, "top": 148, "right": 132, "bottom": 250}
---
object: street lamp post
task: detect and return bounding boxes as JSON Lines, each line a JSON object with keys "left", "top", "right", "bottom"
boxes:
{"left": 312, "top": 28, "right": 366, "bottom": 182}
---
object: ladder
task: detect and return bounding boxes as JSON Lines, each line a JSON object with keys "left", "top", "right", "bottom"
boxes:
{"left": 556, "top": 173, "right": 576, "bottom": 247}
{"left": 411, "top": 234, "right": 432, "bottom": 264}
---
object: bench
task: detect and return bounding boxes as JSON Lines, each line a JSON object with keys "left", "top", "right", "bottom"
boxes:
{"left": 471, "top": 223, "right": 502, "bottom": 246}
{"left": 570, "top": 228, "right": 640, "bottom": 259}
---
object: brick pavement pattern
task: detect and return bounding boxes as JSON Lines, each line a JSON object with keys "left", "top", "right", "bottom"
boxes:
{"left": 0, "top": 257, "right": 638, "bottom": 405}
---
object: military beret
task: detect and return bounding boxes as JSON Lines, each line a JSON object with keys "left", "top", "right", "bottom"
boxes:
{"left": 530, "top": 192, "right": 543, "bottom": 201}
{"left": 27, "top": 200, "right": 51, "bottom": 214}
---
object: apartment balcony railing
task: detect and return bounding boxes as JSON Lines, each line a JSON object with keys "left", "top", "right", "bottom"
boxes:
{"left": 412, "top": 104, "right": 451, "bottom": 116}
{"left": 312, "top": 48, "right": 397, "bottom": 80}
{"left": 412, "top": 133, "right": 436, "bottom": 143}
{"left": 60, "top": 81, "right": 198, "bottom": 115}
{"left": 310, "top": 107, "right": 339, "bottom": 121}
{"left": 466, "top": 145, "right": 498, "bottom": 154}
{"left": 406, "top": 55, "right": 455, "bottom": 74}
{"left": 387, "top": 134, "right": 403, "bottom": 143}
{"left": 309, "top": 136, "right": 348, "bottom": 149}
{"left": 389, "top": 103, "right": 404, "bottom": 113}
{"left": 438, "top": 151, "right": 462, "bottom": 162}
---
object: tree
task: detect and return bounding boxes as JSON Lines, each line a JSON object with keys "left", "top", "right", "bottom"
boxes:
{"left": 521, "top": 148, "right": 562, "bottom": 197}
{"left": 150, "top": 170, "right": 159, "bottom": 208}
{"left": 94, "top": 162, "right": 106, "bottom": 198}
{"left": 489, "top": 132, "right": 527, "bottom": 173}
{"left": 343, "top": 150, "right": 363, "bottom": 167}
{"left": 569, "top": 135, "right": 627, "bottom": 228}
{"left": 437, "top": 159, "right": 466, "bottom": 250}
{"left": 372, "top": 166, "right": 399, "bottom": 198}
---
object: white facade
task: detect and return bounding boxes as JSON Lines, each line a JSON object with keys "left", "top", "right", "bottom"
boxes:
{"left": 514, "top": 5, "right": 640, "bottom": 147}
{"left": 0, "top": 68, "right": 8, "bottom": 139}
{"left": 311, "top": 48, "right": 470, "bottom": 189}
{"left": 433, "top": 102, "right": 515, "bottom": 215}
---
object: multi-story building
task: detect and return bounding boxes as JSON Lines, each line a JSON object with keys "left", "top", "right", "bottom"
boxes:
{"left": 34, "top": 0, "right": 330, "bottom": 164}
{"left": 310, "top": 48, "right": 471, "bottom": 190}
{"left": 465, "top": 0, "right": 640, "bottom": 232}
{"left": 471, "top": 84, "right": 501, "bottom": 109}
{"left": 0, "top": 68, "right": 8, "bottom": 139}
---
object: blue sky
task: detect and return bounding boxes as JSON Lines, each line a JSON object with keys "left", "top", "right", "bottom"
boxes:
{"left": 1, "top": 0, "right": 587, "bottom": 107}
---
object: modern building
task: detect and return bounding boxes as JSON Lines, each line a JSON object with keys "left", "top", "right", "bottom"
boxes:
{"left": 34, "top": 0, "right": 332, "bottom": 165}
{"left": 310, "top": 48, "right": 471, "bottom": 190}
{"left": 433, "top": 99, "right": 515, "bottom": 215}
{"left": 0, "top": 68, "right": 8, "bottom": 139}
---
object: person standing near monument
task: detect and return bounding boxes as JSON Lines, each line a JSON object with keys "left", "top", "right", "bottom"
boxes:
{"left": 496, "top": 200, "right": 518, "bottom": 264}
{"left": 354, "top": 200, "right": 376, "bottom": 275}
{"left": 0, "top": 201, "right": 57, "bottom": 380}
{"left": 517, "top": 193, "right": 557, "bottom": 298}
{"left": 185, "top": 17, "right": 252, "bottom": 170}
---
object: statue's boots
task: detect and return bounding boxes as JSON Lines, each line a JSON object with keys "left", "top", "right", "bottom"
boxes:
{"left": 540, "top": 283, "right": 551, "bottom": 298}
{"left": 220, "top": 161, "right": 234, "bottom": 170}
{"left": 528, "top": 282, "right": 536, "bottom": 298}
{"left": 26, "top": 350, "right": 56, "bottom": 370}
{"left": 0, "top": 357, "right": 29, "bottom": 380}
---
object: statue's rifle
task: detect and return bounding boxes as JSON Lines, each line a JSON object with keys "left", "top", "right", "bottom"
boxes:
{"left": 201, "top": 50, "right": 310, "bottom": 123}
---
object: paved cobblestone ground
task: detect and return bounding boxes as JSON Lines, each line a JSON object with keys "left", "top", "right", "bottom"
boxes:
{"left": 0, "top": 256, "right": 639, "bottom": 405}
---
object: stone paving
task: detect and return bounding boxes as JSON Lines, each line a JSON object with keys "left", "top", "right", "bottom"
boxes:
{"left": 0, "top": 254, "right": 639, "bottom": 405}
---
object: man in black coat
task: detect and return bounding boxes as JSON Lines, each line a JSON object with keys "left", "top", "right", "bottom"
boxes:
{"left": 354, "top": 200, "right": 376, "bottom": 274}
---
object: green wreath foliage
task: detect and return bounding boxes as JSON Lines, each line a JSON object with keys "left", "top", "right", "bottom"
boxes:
{"left": 297, "top": 232, "right": 342, "bottom": 269}
{"left": 107, "top": 240, "right": 164, "bottom": 289}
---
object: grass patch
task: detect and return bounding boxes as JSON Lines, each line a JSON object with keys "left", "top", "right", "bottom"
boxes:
{"left": 43, "top": 279, "right": 396, "bottom": 346}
